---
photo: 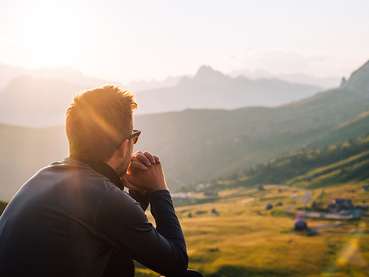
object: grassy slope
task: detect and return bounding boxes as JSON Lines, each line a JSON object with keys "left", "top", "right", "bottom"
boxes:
{"left": 310, "top": 111, "right": 369, "bottom": 148}
{"left": 288, "top": 150, "right": 369, "bottom": 188}
{"left": 232, "top": 121, "right": 369, "bottom": 189}
{"left": 137, "top": 185, "right": 369, "bottom": 277}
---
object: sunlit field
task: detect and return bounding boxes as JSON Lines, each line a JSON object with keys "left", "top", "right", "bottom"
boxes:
{"left": 137, "top": 184, "right": 369, "bottom": 276}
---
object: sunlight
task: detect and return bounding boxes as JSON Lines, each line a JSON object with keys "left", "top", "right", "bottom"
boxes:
{"left": 1, "top": 2, "right": 369, "bottom": 276}
{"left": 21, "top": 2, "right": 82, "bottom": 68}
{"left": 336, "top": 222, "right": 367, "bottom": 268}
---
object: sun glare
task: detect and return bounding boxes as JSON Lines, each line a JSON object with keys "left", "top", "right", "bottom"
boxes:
{"left": 21, "top": 3, "right": 82, "bottom": 68}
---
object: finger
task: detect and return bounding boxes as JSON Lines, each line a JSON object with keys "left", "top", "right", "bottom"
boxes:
{"left": 135, "top": 153, "right": 152, "bottom": 166}
{"left": 130, "top": 160, "right": 149, "bottom": 170}
{"left": 131, "top": 151, "right": 143, "bottom": 159}
{"left": 144, "top": 151, "right": 156, "bottom": 164}
{"left": 153, "top": 155, "right": 160, "bottom": 164}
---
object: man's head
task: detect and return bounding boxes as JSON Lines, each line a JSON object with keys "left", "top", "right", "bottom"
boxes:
{"left": 66, "top": 85, "right": 138, "bottom": 175}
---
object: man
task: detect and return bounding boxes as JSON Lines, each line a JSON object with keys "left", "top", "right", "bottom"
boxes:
{"left": 0, "top": 85, "right": 202, "bottom": 277}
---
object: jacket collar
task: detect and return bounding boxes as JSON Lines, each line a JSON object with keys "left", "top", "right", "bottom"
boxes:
{"left": 66, "top": 156, "right": 124, "bottom": 190}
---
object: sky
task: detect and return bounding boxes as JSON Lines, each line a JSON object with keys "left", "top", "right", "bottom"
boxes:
{"left": 1, "top": 0, "right": 369, "bottom": 82}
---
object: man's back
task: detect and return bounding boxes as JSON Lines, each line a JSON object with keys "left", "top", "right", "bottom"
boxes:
{"left": 0, "top": 158, "right": 188, "bottom": 277}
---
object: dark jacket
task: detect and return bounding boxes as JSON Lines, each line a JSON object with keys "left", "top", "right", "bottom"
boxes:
{"left": 0, "top": 158, "right": 188, "bottom": 277}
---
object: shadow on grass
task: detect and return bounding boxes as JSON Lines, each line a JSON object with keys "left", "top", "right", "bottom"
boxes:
{"left": 207, "top": 265, "right": 295, "bottom": 277}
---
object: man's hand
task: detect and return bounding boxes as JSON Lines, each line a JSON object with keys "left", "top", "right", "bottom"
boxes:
{"left": 122, "top": 151, "right": 168, "bottom": 193}
{"left": 128, "top": 151, "right": 160, "bottom": 171}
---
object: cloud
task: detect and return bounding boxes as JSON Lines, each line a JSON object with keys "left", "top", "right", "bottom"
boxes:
{"left": 227, "top": 49, "right": 360, "bottom": 78}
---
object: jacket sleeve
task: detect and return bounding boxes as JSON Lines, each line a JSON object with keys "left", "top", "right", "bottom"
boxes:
{"left": 128, "top": 189, "right": 149, "bottom": 211}
{"left": 96, "top": 183, "right": 188, "bottom": 276}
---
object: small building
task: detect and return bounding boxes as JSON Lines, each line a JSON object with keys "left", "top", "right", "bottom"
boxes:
{"left": 328, "top": 198, "right": 354, "bottom": 212}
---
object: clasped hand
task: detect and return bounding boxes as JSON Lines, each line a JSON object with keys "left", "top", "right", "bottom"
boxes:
{"left": 121, "top": 151, "right": 168, "bottom": 193}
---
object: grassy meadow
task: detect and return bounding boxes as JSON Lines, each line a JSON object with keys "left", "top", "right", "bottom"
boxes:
{"left": 137, "top": 184, "right": 369, "bottom": 277}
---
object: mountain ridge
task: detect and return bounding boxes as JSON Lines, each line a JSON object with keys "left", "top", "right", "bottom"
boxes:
{"left": 0, "top": 64, "right": 320, "bottom": 126}
{"left": 0, "top": 59, "right": 369, "bottom": 201}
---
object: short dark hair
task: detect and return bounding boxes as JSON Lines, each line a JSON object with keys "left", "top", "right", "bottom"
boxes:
{"left": 66, "top": 85, "right": 137, "bottom": 161}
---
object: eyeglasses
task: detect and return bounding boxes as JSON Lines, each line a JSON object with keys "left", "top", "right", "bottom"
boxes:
{"left": 115, "top": 129, "right": 141, "bottom": 149}
{"left": 127, "top": 129, "right": 141, "bottom": 144}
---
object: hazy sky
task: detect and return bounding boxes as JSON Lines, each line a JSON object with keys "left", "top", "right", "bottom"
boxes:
{"left": 1, "top": 0, "right": 369, "bottom": 82}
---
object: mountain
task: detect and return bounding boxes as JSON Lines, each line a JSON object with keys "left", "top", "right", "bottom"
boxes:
{"left": 134, "top": 65, "right": 320, "bottom": 114}
{"left": 0, "top": 75, "right": 83, "bottom": 126}
{"left": 0, "top": 123, "right": 66, "bottom": 200}
{"left": 84, "top": 60, "right": 369, "bottom": 191}
{"left": 135, "top": 60, "right": 369, "bottom": 187}
{"left": 29, "top": 67, "right": 113, "bottom": 88}
{"left": 0, "top": 70, "right": 119, "bottom": 127}
{"left": 1, "top": 59, "right": 369, "bottom": 201}
{"left": 0, "top": 64, "right": 110, "bottom": 91}
{"left": 0, "top": 65, "right": 320, "bottom": 126}
{"left": 343, "top": 60, "right": 369, "bottom": 92}
{"left": 0, "top": 64, "right": 27, "bottom": 90}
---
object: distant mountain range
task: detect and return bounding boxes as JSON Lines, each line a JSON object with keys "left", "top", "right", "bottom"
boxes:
{"left": 0, "top": 64, "right": 320, "bottom": 126}
{"left": 129, "top": 69, "right": 340, "bottom": 91}
{"left": 0, "top": 64, "right": 27, "bottom": 90}
{"left": 0, "top": 67, "right": 120, "bottom": 126}
{"left": 230, "top": 69, "right": 341, "bottom": 89}
{"left": 0, "top": 60, "right": 369, "bottom": 201}
{"left": 134, "top": 65, "right": 320, "bottom": 114}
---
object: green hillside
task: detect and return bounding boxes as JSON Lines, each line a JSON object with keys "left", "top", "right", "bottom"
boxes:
{"left": 230, "top": 131, "right": 369, "bottom": 189}
{"left": 310, "top": 110, "right": 369, "bottom": 147}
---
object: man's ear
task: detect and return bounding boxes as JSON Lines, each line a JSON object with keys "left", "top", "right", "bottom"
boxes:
{"left": 106, "top": 139, "right": 131, "bottom": 175}
{"left": 119, "top": 138, "right": 130, "bottom": 155}
{"left": 110, "top": 139, "right": 129, "bottom": 160}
